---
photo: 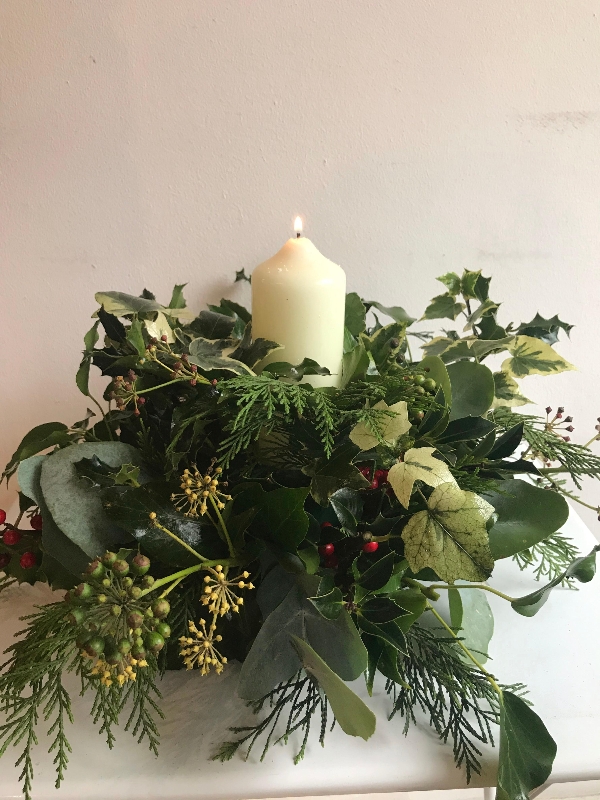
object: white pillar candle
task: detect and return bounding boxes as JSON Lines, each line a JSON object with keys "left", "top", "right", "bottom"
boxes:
{"left": 251, "top": 218, "right": 346, "bottom": 388}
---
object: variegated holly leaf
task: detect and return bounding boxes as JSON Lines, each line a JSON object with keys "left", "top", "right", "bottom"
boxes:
{"left": 402, "top": 482, "right": 495, "bottom": 583}
{"left": 492, "top": 371, "right": 532, "bottom": 408}
{"left": 387, "top": 447, "right": 456, "bottom": 509}
{"left": 501, "top": 336, "right": 575, "bottom": 379}
{"left": 349, "top": 400, "right": 411, "bottom": 451}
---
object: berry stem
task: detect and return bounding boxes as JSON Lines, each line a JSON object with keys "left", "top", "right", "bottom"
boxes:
{"left": 150, "top": 518, "right": 208, "bottom": 562}
{"left": 137, "top": 558, "right": 243, "bottom": 598}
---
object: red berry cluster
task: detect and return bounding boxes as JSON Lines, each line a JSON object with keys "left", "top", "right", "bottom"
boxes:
{"left": 359, "top": 466, "right": 389, "bottom": 490}
{"left": 0, "top": 508, "right": 43, "bottom": 572}
{"left": 317, "top": 521, "right": 379, "bottom": 569}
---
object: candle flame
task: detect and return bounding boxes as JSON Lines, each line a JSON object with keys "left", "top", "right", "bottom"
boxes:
{"left": 294, "top": 216, "right": 303, "bottom": 235}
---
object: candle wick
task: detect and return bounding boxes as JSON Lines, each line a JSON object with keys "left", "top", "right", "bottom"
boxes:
{"left": 296, "top": 232, "right": 301, "bottom": 238}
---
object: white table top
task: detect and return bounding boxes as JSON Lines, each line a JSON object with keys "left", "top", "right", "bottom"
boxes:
{"left": 1, "top": 508, "right": 599, "bottom": 800}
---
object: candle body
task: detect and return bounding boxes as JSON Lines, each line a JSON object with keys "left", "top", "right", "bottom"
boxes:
{"left": 252, "top": 237, "right": 346, "bottom": 388}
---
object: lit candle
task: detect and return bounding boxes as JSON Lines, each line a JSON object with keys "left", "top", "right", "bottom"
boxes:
{"left": 252, "top": 218, "right": 346, "bottom": 387}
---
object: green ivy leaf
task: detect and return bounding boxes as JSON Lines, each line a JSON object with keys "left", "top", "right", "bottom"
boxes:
{"left": 230, "top": 325, "right": 282, "bottom": 368}
{"left": 421, "top": 294, "right": 466, "bottom": 321}
{"left": 208, "top": 298, "right": 252, "bottom": 324}
{"left": 448, "top": 584, "right": 494, "bottom": 665}
{"left": 345, "top": 292, "right": 367, "bottom": 336}
{"left": 238, "top": 584, "right": 367, "bottom": 699}
{"left": 496, "top": 691, "right": 557, "bottom": 800}
{"left": 460, "top": 269, "right": 483, "bottom": 299}
{"left": 189, "top": 310, "right": 237, "bottom": 340}
{"left": 251, "top": 487, "right": 310, "bottom": 551}
{"left": 3, "top": 422, "right": 73, "bottom": 482}
{"left": 126, "top": 318, "right": 146, "bottom": 356}
{"left": 492, "top": 371, "right": 532, "bottom": 408}
{"left": 303, "top": 443, "right": 370, "bottom": 506}
{"left": 502, "top": 336, "right": 575, "bottom": 379}
{"left": 76, "top": 321, "right": 100, "bottom": 397}
{"left": 263, "top": 358, "right": 330, "bottom": 380}
{"left": 447, "top": 361, "right": 495, "bottom": 420}
{"left": 188, "top": 337, "right": 254, "bottom": 375}
{"left": 402, "top": 482, "right": 495, "bottom": 583}
{"left": 169, "top": 283, "right": 187, "bottom": 309}
{"left": 291, "top": 636, "right": 376, "bottom": 740}
{"left": 510, "top": 545, "right": 599, "bottom": 616}
{"left": 484, "top": 482, "right": 569, "bottom": 560}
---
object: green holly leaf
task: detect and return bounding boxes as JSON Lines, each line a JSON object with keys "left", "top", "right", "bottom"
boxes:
{"left": 291, "top": 637, "right": 376, "bottom": 740}
{"left": 422, "top": 294, "right": 466, "bottom": 321}
{"left": 402, "top": 482, "right": 495, "bottom": 583}
{"left": 492, "top": 371, "right": 532, "bottom": 408}
{"left": 463, "top": 299, "right": 499, "bottom": 330}
{"left": 516, "top": 313, "right": 574, "bottom": 345}
{"left": 460, "top": 269, "right": 483, "bottom": 299}
{"left": 303, "top": 443, "right": 370, "bottom": 506}
{"left": 169, "top": 283, "right": 187, "bottom": 309}
{"left": 501, "top": 336, "right": 575, "bottom": 378}
{"left": 234, "top": 268, "right": 251, "bottom": 284}
{"left": 388, "top": 447, "right": 456, "bottom": 508}
{"left": 436, "top": 272, "right": 462, "bottom": 296}
{"left": 496, "top": 691, "right": 556, "bottom": 800}
{"left": 308, "top": 587, "right": 344, "bottom": 620}
{"left": 349, "top": 400, "right": 411, "bottom": 451}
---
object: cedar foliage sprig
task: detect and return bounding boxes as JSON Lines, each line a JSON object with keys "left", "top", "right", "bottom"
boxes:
{"left": 513, "top": 532, "right": 580, "bottom": 585}
{"left": 213, "top": 672, "right": 330, "bottom": 765}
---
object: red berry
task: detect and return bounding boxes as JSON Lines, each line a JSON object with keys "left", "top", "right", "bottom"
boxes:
{"left": 321, "top": 521, "right": 333, "bottom": 529}
{"left": 375, "top": 469, "right": 389, "bottom": 483}
{"left": 3, "top": 529, "right": 21, "bottom": 546}
{"left": 318, "top": 543, "right": 335, "bottom": 557}
{"left": 30, "top": 514, "right": 43, "bottom": 531}
{"left": 369, "top": 479, "right": 379, "bottom": 490}
{"left": 161, "top": 335, "right": 168, "bottom": 342}
{"left": 362, "top": 541, "right": 379, "bottom": 554}
{"left": 323, "top": 555, "right": 338, "bottom": 569}
{"left": 0, "top": 509, "right": 6, "bottom": 525}
{"left": 0, "top": 553, "right": 11, "bottom": 569}
{"left": 19, "top": 551, "right": 36, "bottom": 569}
{"left": 137, "top": 397, "right": 146, "bottom": 405}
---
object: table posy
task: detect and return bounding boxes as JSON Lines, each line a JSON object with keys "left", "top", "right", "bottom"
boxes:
{"left": 1, "top": 271, "right": 598, "bottom": 800}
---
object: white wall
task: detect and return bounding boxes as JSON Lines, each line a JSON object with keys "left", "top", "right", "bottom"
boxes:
{"left": 2, "top": 1, "right": 600, "bottom": 530}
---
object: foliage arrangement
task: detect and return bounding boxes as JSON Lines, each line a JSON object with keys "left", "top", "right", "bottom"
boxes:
{"left": 1, "top": 272, "right": 599, "bottom": 800}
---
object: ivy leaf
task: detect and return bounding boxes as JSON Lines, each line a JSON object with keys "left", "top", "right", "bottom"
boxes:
{"left": 238, "top": 584, "right": 367, "bottom": 699}
{"left": 144, "top": 311, "right": 175, "bottom": 343}
{"left": 402, "top": 482, "right": 495, "bottom": 583}
{"left": 463, "top": 300, "right": 499, "bottom": 330}
{"left": 421, "top": 294, "right": 465, "bottom": 321}
{"left": 501, "top": 336, "right": 575, "bottom": 379}
{"left": 126, "top": 318, "right": 146, "bottom": 356}
{"left": 95, "top": 290, "right": 163, "bottom": 316}
{"left": 303, "top": 443, "right": 370, "bottom": 506}
{"left": 460, "top": 269, "right": 484, "bottom": 299}
{"left": 189, "top": 310, "right": 237, "bottom": 340}
{"left": 516, "top": 313, "right": 574, "bottom": 345}
{"left": 230, "top": 324, "right": 282, "bottom": 368}
{"left": 447, "top": 361, "right": 495, "bottom": 420}
{"left": 437, "top": 272, "right": 462, "bottom": 296}
{"left": 496, "top": 691, "right": 557, "bottom": 800}
{"left": 188, "top": 337, "right": 254, "bottom": 375}
{"left": 291, "top": 637, "right": 376, "bottom": 741}
{"left": 76, "top": 321, "right": 100, "bottom": 396}
{"left": 492, "top": 371, "right": 532, "bottom": 408}
{"left": 510, "top": 545, "right": 599, "bottom": 616}
{"left": 448, "top": 584, "right": 494, "bottom": 665}
{"left": 251, "top": 487, "right": 310, "bottom": 551}
{"left": 387, "top": 447, "right": 456, "bottom": 508}
{"left": 208, "top": 298, "right": 252, "bottom": 324}
{"left": 345, "top": 292, "right": 367, "bottom": 336}
{"left": 2, "top": 422, "right": 73, "bottom": 482}
{"left": 349, "top": 400, "right": 411, "bottom": 451}
{"left": 365, "top": 301, "right": 415, "bottom": 325}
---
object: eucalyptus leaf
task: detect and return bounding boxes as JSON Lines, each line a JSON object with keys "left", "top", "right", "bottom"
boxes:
{"left": 366, "top": 301, "right": 415, "bottom": 325}
{"left": 291, "top": 637, "right": 376, "bottom": 740}
{"left": 238, "top": 584, "right": 367, "bottom": 700}
{"left": 76, "top": 321, "right": 100, "bottom": 397}
{"left": 496, "top": 691, "right": 556, "bottom": 800}
{"left": 447, "top": 361, "right": 495, "bottom": 420}
{"left": 3, "top": 422, "right": 73, "bottom": 481}
{"left": 40, "top": 442, "right": 143, "bottom": 559}
{"left": 418, "top": 356, "right": 451, "bottom": 405}
{"left": 448, "top": 584, "right": 494, "bottom": 665}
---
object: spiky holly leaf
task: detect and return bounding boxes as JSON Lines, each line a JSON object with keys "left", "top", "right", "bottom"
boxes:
{"left": 516, "top": 313, "right": 574, "bottom": 345}
{"left": 387, "top": 447, "right": 456, "bottom": 509}
{"left": 349, "top": 400, "right": 411, "bottom": 451}
{"left": 501, "top": 336, "right": 575, "bottom": 379}
{"left": 401, "top": 482, "right": 495, "bottom": 583}
{"left": 437, "top": 272, "right": 462, "bottom": 296}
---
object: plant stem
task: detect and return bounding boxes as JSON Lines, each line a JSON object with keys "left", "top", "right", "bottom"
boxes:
{"left": 209, "top": 495, "right": 235, "bottom": 558}
{"left": 138, "top": 558, "right": 242, "bottom": 598}
{"left": 426, "top": 602, "right": 503, "bottom": 697}
{"left": 159, "top": 575, "right": 185, "bottom": 598}
{"left": 88, "top": 394, "right": 113, "bottom": 440}
{"left": 428, "top": 583, "right": 516, "bottom": 603}
{"left": 136, "top": 378, "right": 203, "bottom": 395}
{"left": 151, "top": 519, "right": 207, "bottom": 562}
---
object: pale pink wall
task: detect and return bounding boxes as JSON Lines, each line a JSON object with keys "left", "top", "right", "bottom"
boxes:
{"left": 2, "top": 1, "right": 600, "bottom": 527}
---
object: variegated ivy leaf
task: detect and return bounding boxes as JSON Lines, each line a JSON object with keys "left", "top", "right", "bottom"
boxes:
{"left": 387, "top": 447, "right": 456, "bottom": 509}
{"left": 501, "top": 336, "right": 575, "bottom": 379}
{"left": 145, "top": 311, "right": 175, "bottom": 343}
{"left": 421, "top": 294, "right": 465, "bottom": 321}
{"left": 188, "top": 337, "right": 254, "bottom": 375}
{"left": 349, "top": 400, "right": 411, "bottom": 451}
{"left": 492, "top": 371, "right": 532, "bottom": 408}
{"left": 402, "top": 482, "right": 495, "bottom": 583}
